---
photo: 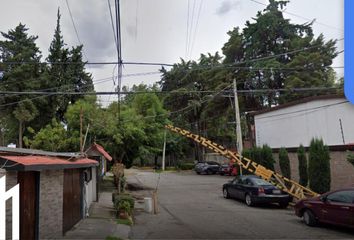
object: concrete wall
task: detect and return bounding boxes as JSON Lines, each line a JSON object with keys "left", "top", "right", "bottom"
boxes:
{"left": 0, "top": 170, "right": 18, "bottom": 239}
{"left": 92, "top": 167, "right": 97, "bottom": 202}
{"left": 38, "top": 170, "right": 64, "bottom": 239}
{"left": 273, "top": 151, "right": 354, "bottom": 190}
{"left": 255, "top": 98, "right": 354, "bottom": 148}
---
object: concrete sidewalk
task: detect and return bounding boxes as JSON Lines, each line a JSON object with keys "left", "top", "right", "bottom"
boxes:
{"left": 61, "top": 177, "right": 131, "bottom": 240}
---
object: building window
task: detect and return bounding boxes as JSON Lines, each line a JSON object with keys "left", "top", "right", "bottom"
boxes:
{"left": 84, "top": 168, "right": 92, "bottom": 182}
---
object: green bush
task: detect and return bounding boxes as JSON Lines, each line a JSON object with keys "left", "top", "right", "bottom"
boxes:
{"left": 113, "top": 193, "right": 135, "bottom": 210}
{"left": 308, "top": 138, "right": 331, "bottom": 194}
{"left": 118, "top": 200, "right": 131, "bottom": 214}
{"left": 347, "top": 152, "right": 354, "bottom": 166}
{"left": 242, "top": 145, "right": 274, "bottom": 170}
{"left": 178, "top": 163, "right": 195, "bottom": 170}
{"left": 297, "top": 145, "right": 308, "bottom": 186}
{"left": 279, "top": 148, "right": 291, "bottom": 179}
{"left": 261, "top": 145, "right": 275, "bottom": 170}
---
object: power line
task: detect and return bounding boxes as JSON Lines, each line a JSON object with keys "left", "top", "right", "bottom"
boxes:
{"left": 249, "top": 0, "right": 344, "bottom": 32}
{"left": 187, "top": 0, "right": 197, "bottom": 59}
{"left": 189, "top": 0, "right": 203, "bottom": 59}
{"left": 0, "top": 87, "right": 340, "bottom": 96}
{"left": 107, "top": 0, "right": 118, "bottom": 50}
{"left": 65, "top": 0, "right": 89, "bottom": 61}
{"left": 185, "top": 0, "right": 191, "bottom": 59}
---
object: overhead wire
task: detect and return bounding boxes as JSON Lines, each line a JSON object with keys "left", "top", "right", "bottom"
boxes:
{"left": 65, "top": 0, "right": 90, "bottom": 62}
{"left": 248, "top": 0, "right": 344, "bottom": 32}
{"left": 187, "top": 0, "right": 197, "bottom": 59}
{"left": 189, "top": 0, "right": 203, "bottom": 59}
{"left": 185, "top": 0, "right": 191, "bottom": 59}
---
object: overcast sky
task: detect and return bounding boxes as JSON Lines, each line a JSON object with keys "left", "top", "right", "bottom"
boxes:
{"left": 0, "top": 0, "right": 344, "bottom": 105}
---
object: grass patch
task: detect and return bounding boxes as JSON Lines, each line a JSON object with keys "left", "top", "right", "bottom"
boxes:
{"left": 105, "top": 236, "right": 123, "bottom": 240}
{"left": 116, "top": 218, "right": 133, "bottom": 226}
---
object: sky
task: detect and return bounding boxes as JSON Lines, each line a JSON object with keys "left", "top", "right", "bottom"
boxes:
{"left": 0, "top": 0, "right": 344, "bottom": 105}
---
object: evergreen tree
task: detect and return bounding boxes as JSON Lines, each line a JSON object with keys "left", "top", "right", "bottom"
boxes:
{"left": 46, "top": 8, "right": 70, "bottom": 122}
{"left": 0, "top": 23, "right": 43, "bottom": 147}
{"left": 308, "top": 138, "right": 331, "bottom": 193}
{"left": 279, "top": 148, "right": 291, "bottom": 178}
{"left": 297, "top": 145, "right": 308, "bottom": 186}
{"left": 222, "top": 0, "right": 338, "bottom": 109}
{"left": 262, "top": 145, "right": 275, "bottom": 170}
{"left": 46, "top": 9, "right": 94, "bottom": 121}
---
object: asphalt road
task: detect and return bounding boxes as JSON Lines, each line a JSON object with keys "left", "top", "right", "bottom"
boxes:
{"left": 127, "top": 170, "right": 354, "bottom": 239}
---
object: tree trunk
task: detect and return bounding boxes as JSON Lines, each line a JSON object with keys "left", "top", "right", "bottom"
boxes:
{"left": 19, "top": 120, "right": 23, "bottom": 148}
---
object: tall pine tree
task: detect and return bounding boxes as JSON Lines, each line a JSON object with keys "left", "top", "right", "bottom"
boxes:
{"left": 0, "top": 23, "right": 44, "bottom": 147}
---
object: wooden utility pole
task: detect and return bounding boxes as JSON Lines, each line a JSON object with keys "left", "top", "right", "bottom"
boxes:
{"left": 80, "top": 107, "right": 83, "bottom": 152}
{"left": 233, "top": 79, "right": 243, "bottom": 175}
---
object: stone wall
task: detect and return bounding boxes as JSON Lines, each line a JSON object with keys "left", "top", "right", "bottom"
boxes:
{"left": 273, "top": 151, "right": 354, "bottom": 190}
{"left": 38, "top": 170, "right": 64, "bottom": 239}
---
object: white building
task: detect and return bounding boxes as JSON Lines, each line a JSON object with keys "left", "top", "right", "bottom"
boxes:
{"left": 254, "top": 95, "right": 354, "bottom": 148}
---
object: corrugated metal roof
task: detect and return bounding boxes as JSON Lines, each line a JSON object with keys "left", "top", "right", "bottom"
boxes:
{"left": 0, "top": 155, "right": 98, "bottom": 171}
{"left": 0, "top": 147, "right": 81, "bottom": 158}
{"left": 87, "top": 143, "right": 112, "bottom": 161}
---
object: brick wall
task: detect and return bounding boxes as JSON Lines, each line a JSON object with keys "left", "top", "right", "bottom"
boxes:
{"left": 38, "top": 170, "right": 64, "bottom": 239}
{"left": 273, "top": 151, "right": 354, "bottom": 190}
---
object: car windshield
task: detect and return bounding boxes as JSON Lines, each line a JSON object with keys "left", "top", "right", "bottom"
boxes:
{"left": 251, "top": 178, "right": 272, "bottom": 186}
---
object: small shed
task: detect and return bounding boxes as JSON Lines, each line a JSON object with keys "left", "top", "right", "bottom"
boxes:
{"left": 86, "top": 143, "right": 113, "bottom": 201}
{"left": 86, "top": 143, "right": 113, "bottom": 176}
{"left": 0, "top": 148, "right": 98, "bottom": 239}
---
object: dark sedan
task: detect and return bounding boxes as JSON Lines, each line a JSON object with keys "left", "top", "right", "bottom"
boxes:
{"left": 294, "top": 188, "right": 354, "bottom": 228}
{"left": 195, "top": 161, "right": 220, "bottom": 175}
{"left": 223, "top": 175, "right": 291, "bottom": 208}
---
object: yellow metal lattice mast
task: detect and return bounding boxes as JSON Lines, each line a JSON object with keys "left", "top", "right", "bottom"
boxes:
{"left": 165, "top": 125, "right": 319, "bottom": 200}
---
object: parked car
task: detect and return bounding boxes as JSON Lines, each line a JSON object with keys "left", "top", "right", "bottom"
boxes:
{"left": 195, "top": 161, "right": 220, "bottom": 175}
{"left": 219, "top": 164, "right": 238, "bottom": 176}
{"left": 222, "top": 175, "right": 292, "bottom": 208}
{"left": 294, "top": 188, "right": 354, "bottom": 228}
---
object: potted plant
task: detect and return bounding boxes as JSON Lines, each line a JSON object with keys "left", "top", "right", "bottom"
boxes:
{"left": 118, "top": 200, "right": 131, "bottom": 219}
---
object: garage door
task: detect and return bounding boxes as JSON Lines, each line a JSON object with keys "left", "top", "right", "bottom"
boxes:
{"left": 63, "top": 169, "right": 82, "bottom": 233}
{"left": 18, "top": 171, "right": 38, "bottom": 240}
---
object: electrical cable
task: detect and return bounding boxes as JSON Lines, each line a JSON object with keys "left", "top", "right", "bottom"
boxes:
{"left": 65, "top": 0, "right": 90, "bottom": 62}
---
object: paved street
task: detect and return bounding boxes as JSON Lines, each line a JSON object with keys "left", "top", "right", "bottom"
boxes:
{"left": 127, "top": 170, "right": 354, "bottom": 240}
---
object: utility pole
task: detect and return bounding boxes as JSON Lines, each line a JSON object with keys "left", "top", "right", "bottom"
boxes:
{"left": 233, "top": 79, "right": 243, "bottom": 175}
{"left": 80, "top": 107, "right": 83, "bottom": 153}
{"left": 162, "top": 129, "right": 166, "bottom": 171}
{"left": 115, "top": 0, "right": 122, "bottom": 124}
{"left": 339, "top": 119, "right": 345, "bottom": 144}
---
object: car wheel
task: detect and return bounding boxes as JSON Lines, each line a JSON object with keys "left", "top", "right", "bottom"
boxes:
{"left": 303, "top": 209, "right": 317, "bottom": 227}
{"left": 245, "top": 194, "right": 254, "bottom": 206}
{"left": 279, "top": 202, "right": 289, "bottom": 209}
{"left": 223, "top": 188, "right": 230, "bottom": 199}
{"left": 206, "top": 170, "right": 212, "bottom": 175}
{"left": 196, "top": 172, "right": 201, "bottom": 175}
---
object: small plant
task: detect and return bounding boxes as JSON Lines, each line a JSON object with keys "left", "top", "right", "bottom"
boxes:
{"left": 113, "top": 193, "right": 135, "bottom": 213}
{"left": 118, "top": 201, "right": 131, "bottom": 214}
{"left": 119, "top": 176, "right": 126, "bottom": 193}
